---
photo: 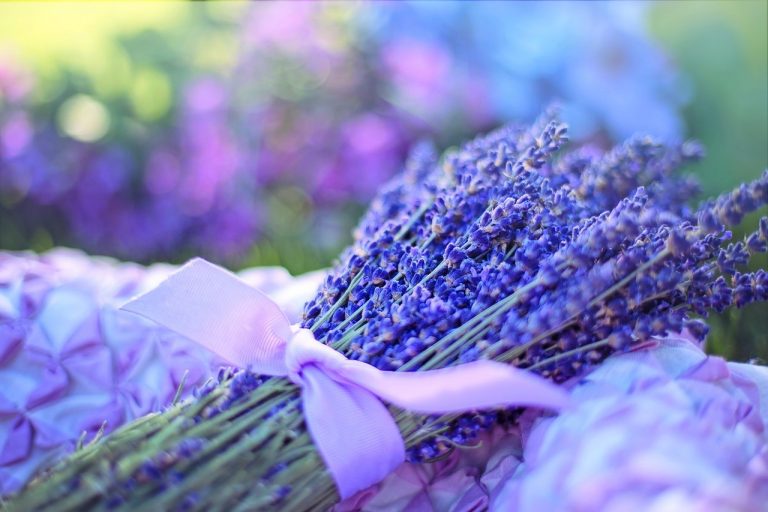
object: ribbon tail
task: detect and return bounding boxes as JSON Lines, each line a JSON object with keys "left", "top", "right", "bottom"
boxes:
{"left": 120, "top": 258, "right": 293, "bottom": 374}
{"left": 300, "top": 365, "right": 405, "bottom": 499}
{"left": 342, "top": 360, "right": 571, "bottom": 414}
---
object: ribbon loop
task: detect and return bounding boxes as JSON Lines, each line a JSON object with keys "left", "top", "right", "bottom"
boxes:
{"left": 299, "top": 365, "right": 405, "bottom": 498}
{"left": 121, "top": 258, "right": 570, "bottom": 499}
{"left": 285, "top": 328, "right": 348, "bottom": 380}
{"left": 122, "top": 258, "right": 293, "bottom": 376}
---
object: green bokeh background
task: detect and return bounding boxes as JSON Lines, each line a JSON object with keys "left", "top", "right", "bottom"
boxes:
{"left": 649, "top": 1, "right": 767, "bottom": 362}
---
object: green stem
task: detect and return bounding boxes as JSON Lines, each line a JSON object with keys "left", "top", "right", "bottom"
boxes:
{"left": 527, "top": 338, "right": 612, "bottom": 370}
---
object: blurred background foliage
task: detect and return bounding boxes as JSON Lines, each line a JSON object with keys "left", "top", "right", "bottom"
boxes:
{"left": 0, "top": 1, "right": 765, "bottom": 360}
{"left": 649, "top": 0, "right": 767, "bottom": 363}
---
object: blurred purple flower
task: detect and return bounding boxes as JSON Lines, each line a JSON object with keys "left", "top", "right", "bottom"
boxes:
{"left": 368, "top": 1, "right": 686, "bottom": 141}
{"left": 0, "top": 2, "right": 687, "bottom": 266}
{"left": 382, "top": 38, "right": 453, "bottom": 116}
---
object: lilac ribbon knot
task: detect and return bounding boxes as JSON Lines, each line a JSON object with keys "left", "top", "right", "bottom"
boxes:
{"left": 121, "top": 258, "right": 569, "bottom": 498}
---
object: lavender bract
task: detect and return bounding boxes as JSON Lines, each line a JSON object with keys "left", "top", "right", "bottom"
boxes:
{"left": 8, "top": 115, "right": 768, "bottom": 511}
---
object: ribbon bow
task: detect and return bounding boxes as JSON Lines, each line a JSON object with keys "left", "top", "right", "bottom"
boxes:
{"left": 122, "top": 258, "right": 568, "bottom": 498}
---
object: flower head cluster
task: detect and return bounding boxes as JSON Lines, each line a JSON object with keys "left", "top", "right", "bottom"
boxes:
{"left": 301, "top": 112, "right": 768, "bottom": 461}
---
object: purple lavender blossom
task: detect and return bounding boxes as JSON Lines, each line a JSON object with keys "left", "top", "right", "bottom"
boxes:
{"left": 300, "top": 113, "right": 768, "bottom": 462}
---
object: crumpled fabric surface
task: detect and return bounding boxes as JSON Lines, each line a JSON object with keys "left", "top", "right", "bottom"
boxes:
{"left": 0, "top": 248, "right": 325, "bottom": 495}
{"left": 338, "top": 337, "right": 768, "bottom": 512}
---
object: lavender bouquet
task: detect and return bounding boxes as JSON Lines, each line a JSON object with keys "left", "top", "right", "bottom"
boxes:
{"left": 8, "top": 113, "right": 768, "bottom": 511}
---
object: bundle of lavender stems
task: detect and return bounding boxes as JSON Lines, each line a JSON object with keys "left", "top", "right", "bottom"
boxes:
{"left": 9, "top": 113, "right": 768, "bottom": 511}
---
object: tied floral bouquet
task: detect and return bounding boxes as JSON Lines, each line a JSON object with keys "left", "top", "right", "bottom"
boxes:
{"left": 7, "top": 112, "right": 768, "bottom": 511}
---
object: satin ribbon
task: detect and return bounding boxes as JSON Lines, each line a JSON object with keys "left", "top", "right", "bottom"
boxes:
{"left": 121, "top": 258, "right": 569, "bottom": 498}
